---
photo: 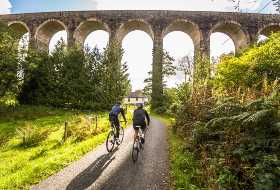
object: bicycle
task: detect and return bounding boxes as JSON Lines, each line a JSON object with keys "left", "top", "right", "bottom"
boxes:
{"left": 106, "top": 121, "right": 125, "bottom": 152}
{"left": 132, "top": 125, "right": 148, "bottom": 163}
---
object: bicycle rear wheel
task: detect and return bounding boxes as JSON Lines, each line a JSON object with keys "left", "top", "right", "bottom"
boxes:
{"left": 106, "top": 131, "right": 115, "bottom": 152}
{"left": 132, "top": 139, "right": 139, "bottom": 163}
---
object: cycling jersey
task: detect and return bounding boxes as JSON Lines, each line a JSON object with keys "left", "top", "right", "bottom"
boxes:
{"left": 133, "top": 108, "right": 150, "bottom": 127}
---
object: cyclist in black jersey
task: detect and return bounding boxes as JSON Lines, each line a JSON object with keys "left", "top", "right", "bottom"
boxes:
{"left": 132, "top": 103, "right": 150, "bottom": 143}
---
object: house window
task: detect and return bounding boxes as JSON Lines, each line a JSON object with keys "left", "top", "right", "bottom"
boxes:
{"left": 128, "top": 98, "right": 130, "bottom": 102}
{"left": 136, "top": 97, "right": 138, "bottom": 101}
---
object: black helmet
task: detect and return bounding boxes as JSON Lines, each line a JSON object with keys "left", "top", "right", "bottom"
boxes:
{"left": 136, "top": 103, "right": 143, "bottom": 108}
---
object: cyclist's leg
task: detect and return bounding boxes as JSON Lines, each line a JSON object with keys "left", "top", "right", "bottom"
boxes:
{"left": 133, "top": 125, "right": 139, "bottom": 142}
{"left": 140, "top": 125, "right": 146, "bottom": 143}
{"left": 115, "top": 117, "right": 120, "bottom": 138}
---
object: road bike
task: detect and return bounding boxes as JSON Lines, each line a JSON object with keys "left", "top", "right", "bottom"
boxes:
{"left": 131, "top": 125, "right": 148, "bottom": 163}
{"left": 106, "top": 121, "right": 125, "bottom": 152}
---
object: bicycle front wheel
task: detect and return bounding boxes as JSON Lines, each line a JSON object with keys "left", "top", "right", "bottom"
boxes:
{"left": 106, "top": 131, "right": 115, "bottom": 152}
{"left": 118, "top": 127, "right": 124, "bottom": 145}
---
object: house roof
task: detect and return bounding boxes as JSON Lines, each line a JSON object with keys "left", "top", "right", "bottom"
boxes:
{"left": 125, "top": 91, "right": 147, "bottom": 98}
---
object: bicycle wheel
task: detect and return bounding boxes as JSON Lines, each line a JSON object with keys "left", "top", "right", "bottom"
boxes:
{"left": 118, "top": 127, "right": 124, "bottom": 145}
{"left": 132, "top": 139, "right": 139, "bottom": 163}
{"left": 106, "top": 131, "right": 115, "bottom": 152}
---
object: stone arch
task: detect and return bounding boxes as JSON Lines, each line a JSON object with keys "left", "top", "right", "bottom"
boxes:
{"left": 8, "top": 21, "right": 30, "bottom": 39}
{"left": 210, "top": 21, "right": 249, "bottom": 51}
{"left": 74, "top": 19, "right": 110, "bottom": 46}
{"left": 258, "top": 23, "right": 280, "bottom": 37}
{"left": 115, "top": 19, "right": 154, "bottom": 42}
{"left": 35, "top": 19, "right": 68, "bottom": 51}
{"left": 162, "top": 19, "right": 202, "bottom": 50}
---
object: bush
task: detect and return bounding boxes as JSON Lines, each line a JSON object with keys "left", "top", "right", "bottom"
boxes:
{"left": 16, "top": 122, "right": 49, "bottom": 147}
{"left": 175, "top": 92, "right": 279, "bottom": 189}
{"left": 66, "top": 115, "right": 106, "bottom": 142}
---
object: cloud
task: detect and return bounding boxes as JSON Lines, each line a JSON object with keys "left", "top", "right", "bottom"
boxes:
{"left": 0, "top": 0, "right": 12, "bottom": 14}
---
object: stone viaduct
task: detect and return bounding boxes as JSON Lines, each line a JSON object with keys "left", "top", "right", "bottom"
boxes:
{"left": 1, "top": 10, "right": 280, "bottom": 108}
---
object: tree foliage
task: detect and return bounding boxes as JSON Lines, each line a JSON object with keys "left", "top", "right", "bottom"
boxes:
{"left": 214, "top": 32, "right": 280, "bottom": 99}
{"left": 273, "top": 0, "right": 280, "bottom": 12}
{"left": 0, "top": 22, "right": 22, "bottom": 99}
{"left": 173, "top": 32, "right": 280, "bottom": 189}
{"left": 176, "top": 55, "right": 194, "bottom": 83}
{"left": 228, "top": 0, "right": 280, "bottom": 13}
{"left": 143, "top": 50, "right": 176, "bottom": 97}
{"left": 190, "top": 93, "right": 280, "bottom": 189}
{"left": 18, "top": 40, "right": 130, "bottom": 110}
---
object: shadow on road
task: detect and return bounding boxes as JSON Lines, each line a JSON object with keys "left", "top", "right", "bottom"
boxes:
{"left": 66, "top": 148, "right": 118, "bottom": 190}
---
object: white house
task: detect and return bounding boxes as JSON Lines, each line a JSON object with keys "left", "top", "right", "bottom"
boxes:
{"left": 123, "top": 92, "right": 149, "bottom": 105}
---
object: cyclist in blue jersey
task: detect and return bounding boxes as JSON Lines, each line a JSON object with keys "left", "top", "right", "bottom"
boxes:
{"left": 109, "top": 102, "right": 127, "bottom": 140}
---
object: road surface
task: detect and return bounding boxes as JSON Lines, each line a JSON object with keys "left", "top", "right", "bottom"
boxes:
{"left": 31, "top": 118, "right": 170, "bottom": 190}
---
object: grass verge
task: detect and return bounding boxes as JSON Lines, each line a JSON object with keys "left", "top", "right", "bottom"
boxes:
{"left": 0, "top": 105, "right": 132, "bottom": 189}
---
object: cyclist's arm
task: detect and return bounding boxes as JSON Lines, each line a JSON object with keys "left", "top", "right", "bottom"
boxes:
{"left": 120, "top": 108, "right": 127, "bottom": 122}
{"left": 144, "top": 110, "right": 150, "bottom": 126}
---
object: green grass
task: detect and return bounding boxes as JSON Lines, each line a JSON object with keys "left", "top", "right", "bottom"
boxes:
{"left": 0, "top": 106, "right": 132, "bottom": 189}
{"left": 168, "top": 129, "right": 204, "bottom": 190}
{"left": 152, "top": 113, "right": 204, "bottom": 190}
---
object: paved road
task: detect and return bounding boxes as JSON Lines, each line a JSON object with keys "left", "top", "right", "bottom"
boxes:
{"left": 31, "top": 118, "right": 170, "bottom": 190}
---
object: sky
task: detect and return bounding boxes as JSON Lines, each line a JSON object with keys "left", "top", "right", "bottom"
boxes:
{"left": 0, "top": 0, "right": 277, "bottom": 90}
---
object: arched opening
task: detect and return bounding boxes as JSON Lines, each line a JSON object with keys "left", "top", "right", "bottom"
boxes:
{"left": 162, "top": 20, "right": 200, "bottom": 86}
{"left": 35, "top": 19, "right": 67, "bottom": 51}
{"left": 49, "top": 31, "right": 67, "bottom": 53}
{"left": 8, "top": 22, "right": 30, "bottom": 79}
{"left": 74, "top": 20, "right": 110, "bottom": 49}
{"left": 163, "top": 20, "right": 201, "bottom": 51}
{"left": 84, "top": 30, "right": 109, "bottom": 51}
{"left": 121, "top": 30, "right": 153, "bottom": 91}
{"left": 8, "top": 21, "right": 30, "bottom": 51}
{"left": 116, "top": 20, "right": 154, "bottom": 43}
{"left": 116, "top": 20, "right": 154, "bottom": 93}
{"left": 210, "top": 22, "right": 247, "bottom": 75}
{"left": 257, "top": 35, "right": 268, "bottom": 43}
{"left": 210, "top": 22, "right": 248, "bottom": 52}
{"left": 210, "top": 32, "right": 235, "bottom": 75}
{"left": 257, "top": 24, "right": 280, "bottom": 43}
{"left": 163, "top": 31, "right": 195, "bottom": 86}
{"left": 210, "top": 32, "right": 235, "bottom": 62}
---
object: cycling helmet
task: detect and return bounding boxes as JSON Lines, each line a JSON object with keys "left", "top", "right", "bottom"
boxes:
{"left": 136, "top": 103, "right": 143, "bottom": 108}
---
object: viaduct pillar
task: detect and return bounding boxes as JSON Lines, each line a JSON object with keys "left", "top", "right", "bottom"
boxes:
{"left": 151, "top": 33, "right": 164, "bottom": 110}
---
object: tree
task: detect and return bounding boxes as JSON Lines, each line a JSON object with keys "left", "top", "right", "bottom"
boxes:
{"left": 100, "top": 40, "right": 131, "bottom": 109}
{"left": 143, "top": 50, "right": 176, "bottom": 96}
{"left": 0, "top": 22, "right": 22, "bottom": 99}
{"left": 214, "top": 32, "right": 280, "bottom": 98}
{"left": 176, "top": 55, "right": 194, "bottom": 83}
{"left": 215, "top": 0, "right": 280, "bottom": 13}
{"left": 19, "top": 40, "right": 130, "bottom": 110}
{"left": 272, "top": 0, "right": 280, "bottom": 12}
